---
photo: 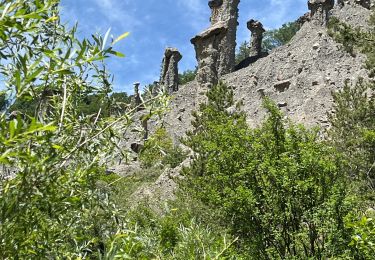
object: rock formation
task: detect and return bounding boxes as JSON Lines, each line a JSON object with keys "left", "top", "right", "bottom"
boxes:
{"left": 208, "top": 0, "right": 240, "bottom": 76}
{"left": 296, "top": 13, "right": 311, "bottom": 27}
{"left": 208, "top": 0, "right": 223, "bottom": 24}
{"left": 191, "top": 0, "right": 240, "bottom": 88}
{"left": 160, "top": 48, "right": 182, "bottom": 93}
{"left": 191, "top": 22, "right": 228, "bottom": 89}
{"left": 133, "top": 82, "right": 143, "bottom": 111}
{"left": 338, "top": 0, "right": 374, "bottom": 9}
{"left": 308, "top": 0, "right": 335, "bottom": 26}
{"left": 247, "top": 19, "right": 265, "bottom": 57}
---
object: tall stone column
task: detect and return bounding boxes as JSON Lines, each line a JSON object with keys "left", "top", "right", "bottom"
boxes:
{"left": 208, "top": 0, "right": 240, "bottom": 76}
{"left": 133, "top": 82, "right": 143, "bottom": 111}
{"left": 247, "top": 19, "right": 265, "bottom": 57}
{"left": 308, "top": 0, "right": 334, "bottom": 26}
{"left": 160, "top": 47, "right": 182, "bottom": 94}
{"left": 191, "top": 22, "right": 228, "bottom": 89}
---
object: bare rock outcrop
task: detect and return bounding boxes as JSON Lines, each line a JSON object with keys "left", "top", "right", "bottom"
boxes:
{"left": 191, "top": 22, "right": 228, "bottom": 89}
{"left": 208, "top": 0, "right": 240, "bottom": 76}
{"left": 160, "top": 48, "right": 182, "bottom": 94}
{"left": 247, "top": 19, "right": 265, "bottom": 57}
{"left": 308, "top": 0, "right": 335, "bottom": 26}
{"left": 338, "top": 0, "right": 374, "bottom": 9}
{"left": 297, "top": 12, "right": 312, "bottom": 27}
{"left": 192, "top": 0, "right": 240, "bottom": 88}
{"left": 161, "top": 4, "right": 371, "bottom": 143}
{"left": 133, "top": 82, "right": 143, "bottom": 111}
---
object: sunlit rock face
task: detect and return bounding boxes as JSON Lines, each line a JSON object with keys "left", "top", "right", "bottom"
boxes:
{"left": 308, "top": 0, "right": 335, "bottom": 26}
{"left": 208, "top": 0, "right": 240, "bottom": 77}
{"left": 160, "top": 48, "right": 182, "bottom": 94}
{"left": 191, "top": 22, "right": 228, "bottom": 89}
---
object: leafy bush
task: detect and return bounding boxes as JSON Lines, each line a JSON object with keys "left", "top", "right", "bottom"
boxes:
{"left": 105, "top": 205, "right": 239, "bottom": 259}
{"left": 183, "top": 82, "right": 355, "bottom": 258}
{"left": 345, "top": 209, "right": 375, "bottom": 258}
{"left": 140, "top": 127, "right": 187, "bottom": 168}
{"left": 0, "top": 0, "right": 166, "bottom": 257}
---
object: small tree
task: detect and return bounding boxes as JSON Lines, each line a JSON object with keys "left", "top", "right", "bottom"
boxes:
{"left": 235, "top": 41, "right": 251, "bottom": 64}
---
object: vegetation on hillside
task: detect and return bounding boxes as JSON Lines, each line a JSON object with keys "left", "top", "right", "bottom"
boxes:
{"left": 0, "top": 1, "right": 374, "bottom": 258}
{"left": 178, "top": 69, "right": 197, "bottom": 85}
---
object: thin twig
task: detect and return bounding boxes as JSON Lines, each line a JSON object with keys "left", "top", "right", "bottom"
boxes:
{"left": 59, "top": 81, "right": 67, "bottom": 132}
{"left": 59, "top": 95, "right": 164, "bottom": 168}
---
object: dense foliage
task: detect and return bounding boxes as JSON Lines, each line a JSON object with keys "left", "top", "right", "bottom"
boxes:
{"left": 0, "top": 0, "right": 166, "bottom": 257}
{"left": 262, "top": 22, "right": 300, "bottom": 52}
{"left": 0, "top": 92, "right": 7, "bottom": 111}
{"left": 182, "top": 83, "right": 360, "bottom": 258}
{"left": 139, "top": 127, "right": 187, "bottom": 168}
{"left": 1, "top": 1, "right": 375, "bottom": 259}
{"left": 178, "top": 69, "right": 197, "bottom": 85}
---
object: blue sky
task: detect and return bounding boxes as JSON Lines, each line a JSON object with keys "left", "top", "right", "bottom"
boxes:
{"left": 60, "top": 0, "right": 308, "bottom": 93}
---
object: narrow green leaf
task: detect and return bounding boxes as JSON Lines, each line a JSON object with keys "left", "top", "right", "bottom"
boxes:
{"left": 102, "top": 28, "right": 111, "bottom": 51}
{"left": 112, "top": 32, "right": 130, "bottom": 45}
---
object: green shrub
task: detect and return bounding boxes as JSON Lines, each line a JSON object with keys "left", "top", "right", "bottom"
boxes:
{"left": 329, "top": 79, "right": 375, "bottom": 190}
{"left": 182, "top": 82, "right": 355, "bottom": 258}
{"left": 140, "top": 127, "right": 187, "bottom": 168}
{"left": 179, "top": 69, "right": 197, "bottom": 85}
{"left": 345, "top": 209, "right": 375, "bottom": 258}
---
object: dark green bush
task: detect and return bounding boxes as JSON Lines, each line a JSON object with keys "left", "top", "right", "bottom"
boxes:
{"left": 183, "top": 82, "right": 356, "bottom": 258}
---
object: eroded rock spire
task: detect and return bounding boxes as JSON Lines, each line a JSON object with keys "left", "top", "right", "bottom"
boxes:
{"left": 191, "top": 22, "right": 228, "bottom": 89}
{"left": 160, "top": 47, "right": 182, "bottom": 94}
{"left": 208, "top": 0, "right": 240, "bottom": 76}
{"left": 247, "top": 19, "right": 265, "bottom": 57}
{"left": 308, "top": 0, "right": 335, "bottom": 26}
{"left": 133, "top": 82, "right": 143, "bottom": 111}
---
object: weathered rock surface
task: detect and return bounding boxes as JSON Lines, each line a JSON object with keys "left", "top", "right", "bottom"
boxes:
{"left": 160, "top": 47, "right": 182, "bottom": 93}
{"left": 162, "top": 3, "right": 370, "bottom": 141}
{"left": 129, "top": 158, "right": 191, "bottom": 212}
{"left": 209, "top": 0, "right": 241, "bottom": 76}
{"left": 247, "top": 19, "right": 265, "bottom": 57}
{"left": 338, "top": 0, "right": 374, "bottom": 9}
{"left": 191, "top": 22, "right": 228, "bottom": 89}
{"left": 308, "top": 0, "right": 335, "bottom": 26}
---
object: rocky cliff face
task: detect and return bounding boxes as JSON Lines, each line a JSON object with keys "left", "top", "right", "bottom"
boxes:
{"left": 162, "top": 3, "right": 372, "bottom": 142}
